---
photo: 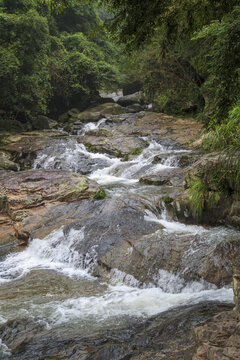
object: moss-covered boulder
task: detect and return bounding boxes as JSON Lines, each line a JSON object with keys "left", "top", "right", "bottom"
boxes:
{"left": 78, "top": 131, "right": 146, "bottom": 156}
{"left": 72, "top": 103, "right": 126, "bottom": 123}
{"left": 0, "top": 151, "right": 19, "bottom": 171}
{"left": 168, "top": 152, "right": 240, "bottom": 228}
{"left": 117, "top": 91, "right": 144, "bottom": 107}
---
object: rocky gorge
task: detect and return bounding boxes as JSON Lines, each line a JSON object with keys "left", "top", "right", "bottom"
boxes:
{"left": 0, "top": 94, "right": 240, "bottom": 359}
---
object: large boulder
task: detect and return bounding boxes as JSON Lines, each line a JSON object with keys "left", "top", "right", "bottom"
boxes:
{"left": 93, "top": 226, "right": 240, "bottom": 287}
{"left": 134, "top": 112, "right": 203, "bottom": 147}
{"left": 139, "top": 168, "right": 184, "bottom": 187}
{"left": 0, "top": 169, "right": 102, "bottom": 243}
{"left": 0, "top": 151, "right": 19, "bottom": 171}
{"left": 78, "top": 128, "right": 147, "bottom": 156}
{"left": 72, "top": 103, "right": 126, "bottom": 123}
{"left": 117, "top": 91, "right": 144, "bottom": 107}
{"left": 169, "top": 152, "right": 240, "bottom": 228}
{"left": 0, "top": 131, "right": 68, "bottom": 170}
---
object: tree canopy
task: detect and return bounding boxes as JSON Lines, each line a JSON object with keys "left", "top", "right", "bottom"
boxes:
{"left": 0, "top": 0, "right": 121, "bottom": 126}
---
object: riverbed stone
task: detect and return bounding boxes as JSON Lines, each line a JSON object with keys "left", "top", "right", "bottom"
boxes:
{"left": 0, "top": 130, "right": 68, "bottom": 170}
{"left": 0, "top": 151, "right": 19, "bottom": 171}
{"left": 32, "top": 115, "right": 58, "bottom": 130}
{"left": 192, "top": 310, "right": 240, "bottom": 360}
{"left": 139, "top": 168, "right": 184, "bottom": 187}
{"left": 92, "top": 226, "right": 239, "bottom": 288}
{"left": 0, "top": 169, "right": 102, "bottom": 243}
{"left": 134, "top": 112, "right": 203, "bottom": 147}
{"left": 126, "top": 103, "right": 145, "bottom": 113}
{"left": 78, "top": 130, "right": 146, "bottom": 156}
{"left": 0, "top": 302, "right": 232, "bottom": 360}
{"left": 117, "top": 91, "right": 144, "bottom": 107}
{"left": 72, "top": 102, "right": 126, "bottom": 123}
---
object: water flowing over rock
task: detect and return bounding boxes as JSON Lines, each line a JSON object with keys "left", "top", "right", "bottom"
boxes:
{"left": 0, "top": 130, "right": 68, "bottom": 170}
{"left": 169, "top": 152, "right": 240, "bottom": 228}
{"left": 0, "top": 103, "right": 239, "bottom": 359}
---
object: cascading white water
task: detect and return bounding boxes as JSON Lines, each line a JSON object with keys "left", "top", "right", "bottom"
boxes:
{"left": 0, "top": 225, "right": 233, "bottom": 331}
{"left": 79, "top": 117, "right": 107, "bottom": 135}
{"left": 33, "top": 135, "right": 184, "bottom": 186}
{"left": 0, "top": 227, "right": 96, "bottom": 284}
{"left": 1, "top": 120, "right": 238, "bottom": 354}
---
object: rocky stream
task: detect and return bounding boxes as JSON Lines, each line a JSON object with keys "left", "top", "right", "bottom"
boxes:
{"left": 0, "top": 97, "right": 240, "bottom": 359}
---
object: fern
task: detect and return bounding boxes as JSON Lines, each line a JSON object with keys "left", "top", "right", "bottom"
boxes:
{"left": 188, "top": 179, "right": 206, "bottom": 218}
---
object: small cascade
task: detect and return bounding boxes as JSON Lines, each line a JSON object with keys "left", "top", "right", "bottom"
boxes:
{"left": 79, "top": 117, "right": 107, "bottom": 135}
{"left": 34, "top": 136, "right": 185, "bottom": 186}
{"left": 1, "top": 111, "right": 239, "bottom": 356}
{"left": 0, "top": 227, "right": 96, "bottom": 284}
{"left": 144, "top": 207, "right": 207, "bottom": 235}
{"left": 0, "top": 226, "right": 233, "bottom": 330}
{"left": 33, "top": 138, "right": 114, "bottom": 175}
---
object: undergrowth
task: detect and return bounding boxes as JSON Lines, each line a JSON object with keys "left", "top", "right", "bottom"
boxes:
{"left": 202, "top": 103, "right": 240, "bottom": 151}
{"left": 188, "top": 178, "right": 221, "bottom": 218}
{"left": 189, "top": 103, "right": 240, "bottom": 218}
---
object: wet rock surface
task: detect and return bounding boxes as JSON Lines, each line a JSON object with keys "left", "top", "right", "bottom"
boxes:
{"left": 0, "top": 103, "right": 239, "bottom": 360}
{"left": 193, "top": 310, "right": 240, "bottom": 360}
{"left": 0, "top": 169, "right": 101, "bottom": 243}
{"left": 0, "top": 302, "right": 232, "bottom": 360}
{"left": 63, "top": 200, "right": 159, "bottom": 261}
{"left": 78, "top": 131, "right": 147, "bottom": 156}
{"left": 139, "top": 168, "right": 184, "bottom": 187}
{"left": 0, "top": 130, "right": 68, "bottom": 170}
{"left": 116, "top": 91, "right": 144, "bottom": 107}
{"left": 93, "top": 222, "right": 240, "bottom": 287}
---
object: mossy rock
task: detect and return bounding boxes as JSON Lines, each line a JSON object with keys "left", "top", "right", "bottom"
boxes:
{"left": 86, "top": 128, "right": 113, "bottom": 138}
{"left": 130, "top": 148, "right": 143, "bottom": 155}
{"left": 139, "top": 176, "right": 171, "bottom": 186}
{"left": 0, "top": 151, "right": 19, "bottom": 171}
{"left": 57, "top": 178, "right": 90, "bottom": 202}
{"left": 162, "top": 195, "right": 174, "bottom": 205}
{"left": 72, "top": 103, "right": 126, "bottom": 123}
{"left": 58, "top": 112, "right": 69, "bottom": 124}
{"left": 68, "top": 108, "right": 80, "bottom": 116}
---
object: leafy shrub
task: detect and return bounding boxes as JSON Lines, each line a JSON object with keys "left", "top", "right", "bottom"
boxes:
{"left": 188, "top": 178, "right": 221, "bottom": 218}
{"left": 93, "top": 190, "right": 106, "bottom": 199}
{"left": 203, "top": 103, "right": 240, "bottom": 151}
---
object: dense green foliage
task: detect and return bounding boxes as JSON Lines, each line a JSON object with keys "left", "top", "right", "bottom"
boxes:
{"left": 1, "top": 0, "right": 240, "bottom": 137}
{"left": 188, "top": 103, "right": 240, "bottom": 218}
{"left": 95, "top": 0, "right": 240, "bottom": 123}
{"left": 0, "top": 0, "right": 120, "bottom": 125}
{"left": 203, "top": 104, "right": 240, "bottom": 151}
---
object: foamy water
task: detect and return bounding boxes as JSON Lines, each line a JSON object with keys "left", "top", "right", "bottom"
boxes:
{"left": 0, "top": 224, "right": 234, "bottom": 331}
{"left": 1, "top": 124, "right": 237, "bottom": 352}
{"left": 144, "top": 209, "right": 207, "bottom": 235}
{"left": 33, "top": 135, "right": 184, "bottom": 186}
{"left": 0, "top": 228, "right": 97, "bottom": 284}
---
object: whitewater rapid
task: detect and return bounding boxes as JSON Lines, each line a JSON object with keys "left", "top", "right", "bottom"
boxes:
{"left": 0, "top": 119, "right": 237, "bottom": 357}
